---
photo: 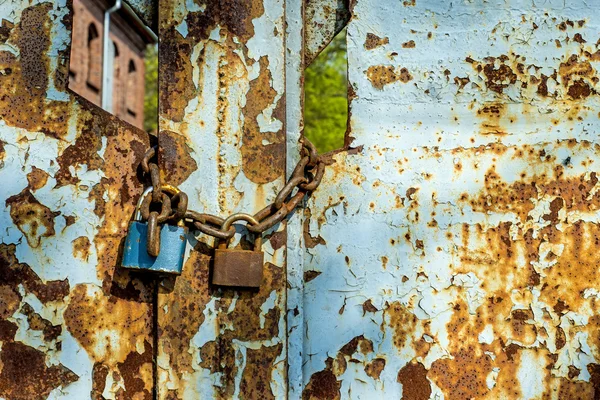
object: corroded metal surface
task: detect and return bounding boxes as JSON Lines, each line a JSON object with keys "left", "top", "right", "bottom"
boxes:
{"left": 286, "top": 0, "right": 305, "bottom": 398}
{"left": 157, "top": 0, "right": 288, "bottom": 397}
{"left": 124, "top": 0, "right": 157, "bottom": 30}
{"left": 304, "top": 0, "right": 350, "bottom": 66}
{"left": 302, "top": 0, "right": 600, "bottom": 398}
{"left": 0, "top": 1, "right": 152, "bottom": 398}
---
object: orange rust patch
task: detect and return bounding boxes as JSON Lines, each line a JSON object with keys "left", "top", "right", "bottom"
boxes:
{"left": 64, "top": 284, "right": 152, "bottom": 366}
{"left": 483, "top": 62, "right": 517, "bottom": 94}
{"left": 241, "top": 56, "right": 285, "bottom": 184}
{"left": 0, "top": 342, "right": 78, "bottom": 399}
{"left": 364, "top": 33, "right": 389, "bottom": 50}
{"left": 386, "top": 301, "right": 418, "bottom": 349}
{"left": 366, "top": 65, "right": 413, "bottom": 89}
{"left": 397, "top": 361, "right": 431, "bottom": 400}
{"left": 26, "top": 166, "right": 49, "bottom": 191}
{"left": 365, "top": 358, "right": 386, "bottom": 380}
{"left": 6, "top": 188, "right": 59, "bottom": 248}
{"left": 54, "top": 108, "right": 109, "bottom": 187}
{"left": 304, "top": 270, "right": 322, "bottom": 283}
{"left": 72, "top": 236, "right": 91, "bottom": 261}
{"left": 240, "top": 344, "right": 282, "bottom": 399}
{"left": 558, "top": 54, "right": 596, "bottom": 99}
{"left": 429, "top": 347, "right": 493, "bottom": 398}
{"left": 0, "top": 243, "right": 70, "bottom": 303}
{"left": 402, "top": 40, "right": 416, "bottom": 48}
{"left": 159, "top": 243, "right": 284, "bottom": 397}
{"left": 476, "top": 103, "right": 507, "bottom": 135}
{"left": 363, "top": 299, "right": 378, "bottom": 315}
{"left": 115, "top": 341, "right": 153, "bottom": 398}
{"left": 0, "top": 4, "right": 70, "bottom": 138}
{"left": 339, "top": 335, "right": 374, "bottom": 357}
{"left": 15, "top": 3, "right": 52, "bottom": 92}
{"left": 0, "top": 284, "right": 20, "bottom": 319}
{"left": 304, "top": 208, "right": 326, "bottom": 248}
{"left": 159, "top": 129, "right": 198, "bottom": 186}
{"left": 303, "top": 368, "right": 341, "bottom": 400}
{"left": 158, "top": 26, "right": 195, "bottom": 122}
{"left": 20, "top": 303, "right": 61, "bottom": 342}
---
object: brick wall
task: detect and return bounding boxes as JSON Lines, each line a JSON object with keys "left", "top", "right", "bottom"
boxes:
{"left": 69, "top": 0, "right": 148, "bottom": 129}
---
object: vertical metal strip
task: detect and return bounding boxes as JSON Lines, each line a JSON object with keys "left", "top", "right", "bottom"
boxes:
{"left": 156, "top": 0, "right": 289, "bottom": 397}
{"left": 285, "top": 0, "right": 306, "bottom": 398}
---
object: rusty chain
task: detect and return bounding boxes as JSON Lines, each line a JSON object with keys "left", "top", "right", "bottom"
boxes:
{"left": 138, "top": 138, "right": 325, "bottom": 254}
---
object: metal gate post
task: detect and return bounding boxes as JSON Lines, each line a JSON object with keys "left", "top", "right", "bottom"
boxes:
{"left": 0, "top": 1, "right": 153, "bottom": 398}
{"left": 156, "top": 0, "right": 291, "bottom": 397}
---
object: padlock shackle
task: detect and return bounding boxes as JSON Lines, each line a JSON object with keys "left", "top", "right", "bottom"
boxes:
{"left": 135, "top": 187, "right": 154, "bottom": 221}
{"left": 134, "top": 185, "right": 182, "bottom": 221}
{"left": 218, "top": 213, "right": 262, "bottom": 250}
{"left": 221, "top": 213, "right": 260, "bottom": 231}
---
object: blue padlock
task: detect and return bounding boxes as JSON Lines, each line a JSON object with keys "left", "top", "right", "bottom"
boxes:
{"left": 121, "top": 187, "right": 187, "bottom": 274}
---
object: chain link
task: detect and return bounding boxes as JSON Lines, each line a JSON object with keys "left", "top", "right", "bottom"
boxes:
{"left": 136, "top": 138, "right": 325, "bottom": 255}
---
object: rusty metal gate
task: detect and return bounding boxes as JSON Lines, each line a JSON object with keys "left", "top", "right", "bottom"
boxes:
{"left": 1, "top": 0, "right": 600, "bottom": 399}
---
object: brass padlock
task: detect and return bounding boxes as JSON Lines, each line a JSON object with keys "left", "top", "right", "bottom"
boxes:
{"left": 212, "top": 213, "right": 264, "bottom": 288}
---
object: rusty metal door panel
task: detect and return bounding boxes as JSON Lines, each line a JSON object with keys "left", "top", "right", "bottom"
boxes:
{"left": 302, "top": 0, "right": 600, "bottom": 398}
{"left": 124, "top": 0, "right": 156, "bottom": 28}
{"left": 156, "top": 0, "right": 289, "bottom": 398}
{"left": 0, "top": 1, "right": 153, "bottom": 398}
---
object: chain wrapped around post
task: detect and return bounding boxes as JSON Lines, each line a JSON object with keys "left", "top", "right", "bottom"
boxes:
{"left": 136, "top": 138, "right": 325, "bottom": 256}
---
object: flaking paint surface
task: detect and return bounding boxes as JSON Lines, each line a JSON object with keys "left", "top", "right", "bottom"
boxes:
{"left": 157, "top": 0, "right": 288, "bottom": 398}
{"left": 301, "top": 0, "right": 600, "bottom": 398}
{"left": 124, "top": 0, "right": 157, "bottom": 30}
{"left": 0, "top": 1, "right": 153, "bottom": 398}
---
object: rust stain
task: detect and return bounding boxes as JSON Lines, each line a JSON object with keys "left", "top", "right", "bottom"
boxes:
{"left": 0, "top": 3, "right": 69, "bottom": 137}
{"left": 364, "top": 358, "right": 386, "bottom": 380}
{"left": 429, "top": 346, "right": 493, "bottom": 398}
{"left": 482, "top": 58, "right": 518, "bottom": 94}
{"left": 20, "top": 303, "right": 61, "bottom": 342}
{"left": 366, "top": 65, "right": 413, "bottom": 89}
{"left": 386, "top": 301, "right": 418, "bottom": 349}
{"left": 159, "top": 0, "right": 267, "bottom": 121}
{"left": 0, "top": 243, "right": 70, "bottom": 304}
{"left": 158, "top": 248, "right": 212, "bottom": 388}
{"left": 302, "top": 367, "right": 341, "bottom": 400}
{"left": 362, "top": 299, "right": 378, "bottom": 315}
{"left": 26, "top": 166, "right": 49, "bottom": 191}
{"left": 240, "top": 344, "right": 282, "bottom": 400}
{"left": 0, "top": 284, "right": 20, "bottom": 319}
{"left": 397, "top": 361, "right": 431, "bottom": 400}
{"left": 159, "top": 129, "right": 198, "bottom": 186}
{"left": 158, "top": 26, "right": 195, "bottom": 122}
{"left": 6, "top": 189, "right": 59, "bottom": 248}
{"left": 304, "top": 208, "right": 326, "bottom": 248}
{"left": 0, "top": 342, "right": 78, "bottom": 399}
{"left": 402, "top": 40, "right": 415, "bottom": 48}
{"left": 72, "top": 236, "right": 91, "bottom": 261}
{"left": 476, "top": 103, "right": 507, "bottom": 135}
{"left": 304, "top": 270, "right": 322, "bottom": 283}
{"left": 241, "top": 56, "right": 285, "bottom": 184}
{"left": 64, "top": 284, "right": 152, "bottom": 365}
{"left": 14, "top": 3, "right": 52, "bottom": 93}
{"left": 559, "top": 54, "right": 595, "bottom": 99}
{"left": 364, "top": 33, "right": 389, "bottom": 50}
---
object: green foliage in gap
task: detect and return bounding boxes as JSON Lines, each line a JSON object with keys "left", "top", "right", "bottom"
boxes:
{"left": 304, "top": 29, "right": 348, "bottom": 153}
{"left": 143, "top": 44, "right": 158, "bottom": 134}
